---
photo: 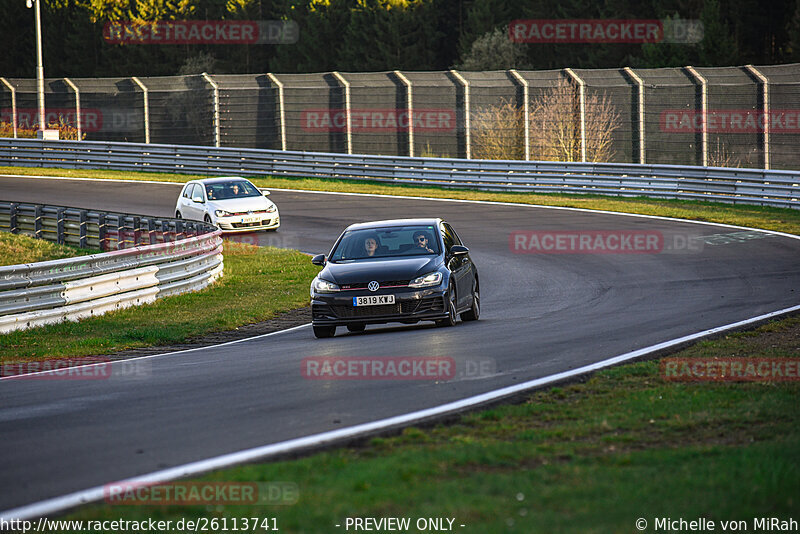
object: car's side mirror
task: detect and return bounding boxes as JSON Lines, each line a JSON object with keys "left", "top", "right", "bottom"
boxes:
{"left": 450, "top": 245, "right": 469, "bottom": 255}
{"left": 192, "top": 197, "right": 205, "bottom": 203}
{"left": 311, "top": 254, "right": 326, "bottom": 266}
{"left": 259, "top": 189, "right": 271, "bottom": 196}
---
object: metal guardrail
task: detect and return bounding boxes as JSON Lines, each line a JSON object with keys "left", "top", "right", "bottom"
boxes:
{"left": 0, "top": 138, "right": 798, "bottom": 208}
{"left": 0, "top": 200, "right": 223, "bottom": 333}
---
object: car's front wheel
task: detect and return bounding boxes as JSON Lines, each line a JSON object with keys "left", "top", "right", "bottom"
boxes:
{"left": 461, "top": 281, "right": 480, "bottom": 321}
{"left": 204, "top": 214, "right": 213, "bottom": 224}
{"left": 436, "top": 283, "right": 457, "bottom": 327}
{"left": 175, "top": 211, "right": 182, "bottom": 219}
{"left": 313, "top": 325, "right": 336, "bottom": 338}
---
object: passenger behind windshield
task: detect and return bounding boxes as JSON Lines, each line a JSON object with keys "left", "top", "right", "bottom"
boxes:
{"left": 329, "top": 226, "right": 440, "bottom": 261}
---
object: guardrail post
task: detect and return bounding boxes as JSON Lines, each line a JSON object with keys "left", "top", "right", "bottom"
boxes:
{"left": 266, "top": 73, "right": 286, "bottom": 151}
{"left": 98, "top": 213, "right": 107, "bottom": 251}
{"left": 79, "top": 210, "right": 87, "bottom": 248}
{"left": 623, "top": 67, "right": 645, "bottom": 164}
{"left": 394, "top": 70, "right": 414, "bottom": 157}
{"left": 34, "top": 205, "right": 43, "bottom": 239}
{"left": 176, "top": 219, "right": 185, "bottom": 240}
{"left": 744, "top": 65, "right": 770, "bottom": 170}
{"left": 132, "top": 216, "right": 141, "bottom": 246}
{"left": 564, "top": 68, "right": 587, "bottom": 163}
{"left": 449, "top": 70, "right": 471, "bottom": 159}
{"left": 9, "top": 203, "right": 18, "bottom": 234}
{"left": 202, "top": 72, "right": 221, "bottom": 148}
{"left": 161, "top": 220, "right": 171, "bottom": 243}
{"left": 685, "top": 66, "right": 708, "bottom": 166}
{"left": 0, "top": 78, "right": 17, "bottom": 138}
{"left": 509, "top": 69, "right": 530, "bottom": 161}
{"left": 63, "top": 78, "right": 81, "bottom": 141}
{"left": 147, "top": 218, "right": 156, "bottom": 245}
{"left": 131, "top": 76, "right": 150, "bottom": 144}
{"left": 56, "top": 208, "right": 65, "bottom": 244}
{"left": 331, "top": 71, "right": 352, "bottom": 155}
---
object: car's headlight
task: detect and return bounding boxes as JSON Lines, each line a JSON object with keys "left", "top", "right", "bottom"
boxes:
{"left": 265, "top": 204, "right": 278, "bottom": 213}
{"left": 312, "top": 277, "right": 340, "bottom": 293}
{"left": 408, "top": 271, "right": 442, "bottom": 288}
{"left": 215, "top": 209, "right": 233, "bottom": 217}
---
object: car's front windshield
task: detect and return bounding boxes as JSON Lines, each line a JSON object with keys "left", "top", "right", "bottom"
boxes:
{"left": 205, "top": 181, "right": 261, "bottom": 200}
{"left": 329, "top": 225, "right": 440, "bottom": 261}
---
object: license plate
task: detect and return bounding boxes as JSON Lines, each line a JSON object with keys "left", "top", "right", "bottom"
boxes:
{"left": 241, "top": 216, "right": 261, "bottom": 224}
{"left": 354, "top": 295, "right": 395, "bottom": 306}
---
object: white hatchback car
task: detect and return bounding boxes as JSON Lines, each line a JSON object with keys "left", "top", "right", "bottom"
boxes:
{"left": 175, "top": 177, "right": 280, "bottom": 232}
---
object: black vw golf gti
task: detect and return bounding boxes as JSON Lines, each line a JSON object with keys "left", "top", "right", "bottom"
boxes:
{"left": 310, "top": 218, "right": 480, "bottom": 338}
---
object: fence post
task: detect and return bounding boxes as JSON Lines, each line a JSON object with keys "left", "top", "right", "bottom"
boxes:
{"left": 744, "top": 65, "right": 770, "bottom": 170}
{"left": 331, "top": 71, "right": 352, "bottom": 155}
{"left": 202, "top": 72, "right": 221, "bottom": 148}
{"left": 450, "top": 69, "right": 471, "bottom": 159}
{"left": 564, "top": 68, "right": 586, "bottom": 163}
{"left": 9, "top": 203, "right": 18, "bottom": 234}
{"left": 0, "top": 78, "right": 17, "bottom": 138}
{"left": 266, "top": 73, "right": 287, "bottom": 151}
{"left": 63, "top": 78, "right": 81, "bottom": 141}
{"left": 56, "top": 208, "right": 65, "bottom": 245}
{"left": 623, "top": 67, "right": 645, "bottom": 164}
{"left": 79, "top": 210, "right": 87, "bottom": 248}
{"left": 131, "top": 76, "right": 150, "bottom": 144}
{"left": 508, "top": 69, "right": 530, "bottom": 161}
{"left": 98, "top": 213, "right": 107, "bottom": 251}
{"left": 394, "top": 70, "right": 414, "bottom": 157}
{"left": 684, "top": 66, "right": 708, "bottom": 167}
{"left": 34, "top": 205, "right": 43, "bottom": 239}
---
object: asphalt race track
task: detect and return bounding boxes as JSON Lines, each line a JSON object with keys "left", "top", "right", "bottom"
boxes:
{"left": 1, "top": 175, "right": 799, "bottom": 513}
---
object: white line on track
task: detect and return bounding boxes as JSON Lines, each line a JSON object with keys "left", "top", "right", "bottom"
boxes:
{"left": 3, "top": 302, "right": 799, "bottom": 521}
{"left": 2, "top": 173, "right": 800, "bottom": 519}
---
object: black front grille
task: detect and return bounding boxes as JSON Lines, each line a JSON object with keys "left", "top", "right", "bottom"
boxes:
{"left": 329, "top": 300, "right": 432, "bottom": 318}
{"left": 232, "top": 219, "right": 270, "bottom": 229}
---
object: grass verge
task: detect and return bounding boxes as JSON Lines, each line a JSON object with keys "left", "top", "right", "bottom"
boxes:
{"left": 0, "top": 242, "right": 319, "bottom": 362}
{"left": 2, "top": 165, "right": 800, "bottom": 235}
{"left": 64, "top": 316, "right": 800, "bottom": 532}
{"left": 0, "top": 231, "right": 97, "bottom": 266}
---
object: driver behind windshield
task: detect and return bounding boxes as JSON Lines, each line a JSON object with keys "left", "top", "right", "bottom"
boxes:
{"left": 412, "top": 231, "right": 434, "bottom": 254}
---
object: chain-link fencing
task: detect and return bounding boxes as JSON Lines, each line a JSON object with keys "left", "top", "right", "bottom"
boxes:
{"left": 2, "top": 64, "right": 798, "bottom": 169}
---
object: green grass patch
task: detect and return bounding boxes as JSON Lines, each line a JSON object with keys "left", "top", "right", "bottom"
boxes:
{"left": 0, "top": 231, "right": 97, "bottom": 266}
{"left": 64, "top": 316, "right": 800, "bottom": 532}
{"left": 0, "top": 242, "right": 319, "bottom": 362}
{"left": 2, "top": 165, "right": 799, "bottom": 235}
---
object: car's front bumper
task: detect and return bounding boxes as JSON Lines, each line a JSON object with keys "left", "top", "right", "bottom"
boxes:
{"left": 215, "top": 213, "right": 280, "bottom": 232}
{"left": 311, "top": 286, "right": 448, "bottom": 326}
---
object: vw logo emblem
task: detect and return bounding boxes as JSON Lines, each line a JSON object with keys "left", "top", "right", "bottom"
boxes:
{"left": 367, "top": 281, "right": 380, "bottom": 292}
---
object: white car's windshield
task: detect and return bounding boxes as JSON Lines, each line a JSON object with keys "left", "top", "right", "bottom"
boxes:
{"left": 205, "top": 181, "right": 261, "bottom": 201}
{"left": 330, "top": 226, "right": 440, "bottom": 261}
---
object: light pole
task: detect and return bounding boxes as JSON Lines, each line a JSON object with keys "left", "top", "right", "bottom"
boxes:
{"left": 27, "top": 0, "right": 45, "bottom": 132}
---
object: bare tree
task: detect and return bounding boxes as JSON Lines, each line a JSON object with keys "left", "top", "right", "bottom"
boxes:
{"left": 472, "top": 98, "right": 524, "bottom": 160}
{"left": 529, "top": 79, "right": 620, "bottom": 162}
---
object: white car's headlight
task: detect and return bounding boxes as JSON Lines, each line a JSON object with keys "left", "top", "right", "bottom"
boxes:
{"left": 312, "top": 277, "right": 340, "bottom": 293}
{"left": 215, "top": 209, "right": 233, "bottom": 217}
{"left": 265, "top": 204, "right": 278, "bottom": 213}
{"left": 408, "top": 271, "right": 442, "bottom": 288}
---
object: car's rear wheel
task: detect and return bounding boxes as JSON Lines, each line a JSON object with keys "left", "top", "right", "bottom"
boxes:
{"left": 313, "top": 325, "right": 336, "bottom": 338}
{"left": 461, "top": 281, "right": 480, "bottom": 321}
{"left": 346, "top": 323, "right": 366, "bottom": 333}
{"left": 436, "top": 283, "right": 457, "bottom": 327}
